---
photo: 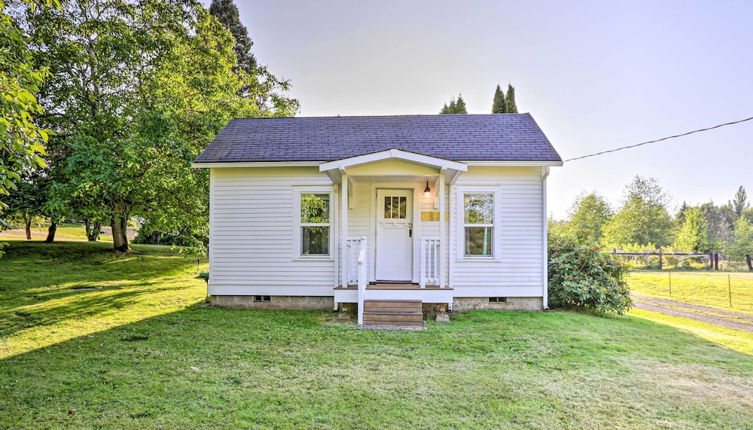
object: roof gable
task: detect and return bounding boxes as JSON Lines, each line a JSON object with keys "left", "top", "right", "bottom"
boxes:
{"left": 194, "top": 114, "right": 561, "bottom": 164}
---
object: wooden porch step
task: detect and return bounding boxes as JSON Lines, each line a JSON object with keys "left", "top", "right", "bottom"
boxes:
{"left": 362, "top": 312, "right": 424, "bottom": 323}
{"left": 364, "top": 300, "right": 422, "bottom": 312}
{"left": 361, "top": 300, "right": 425, "bottom": 329}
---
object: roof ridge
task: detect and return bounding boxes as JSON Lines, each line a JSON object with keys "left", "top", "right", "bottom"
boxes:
{"left": 230, "top": 113, "right": 532, "bottom": 120}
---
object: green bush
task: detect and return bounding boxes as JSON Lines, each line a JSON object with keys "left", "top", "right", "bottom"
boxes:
{"left": 548, "top": 233, "right": 631, "bottom": 314}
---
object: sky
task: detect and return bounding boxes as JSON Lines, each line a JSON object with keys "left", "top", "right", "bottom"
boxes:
{"left": 215, "top": 0, "right": 753, "bottom": 218}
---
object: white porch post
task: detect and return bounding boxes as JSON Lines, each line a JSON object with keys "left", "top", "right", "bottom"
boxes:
{"left": 340, "top": 171, "right": 348, "bottom": 289}
{"left": 439, "top": 168, "right": 446, "bottom": 289}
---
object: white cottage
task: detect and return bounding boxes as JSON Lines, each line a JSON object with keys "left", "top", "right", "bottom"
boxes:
{"left": 193, "top": 114, "right": 562, "bottom": 328}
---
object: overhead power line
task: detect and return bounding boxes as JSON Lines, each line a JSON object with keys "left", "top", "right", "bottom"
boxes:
{"left": 565, "top": 115, "right": 753, "bottom": 162}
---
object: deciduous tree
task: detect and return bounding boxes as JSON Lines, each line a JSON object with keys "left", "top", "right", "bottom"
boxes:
{"left": 603, "top": 176, "right": 673, "bottom": 247}
{"left": 564, "top": 192, "right": 612, "bottom": 243}
{"left": 23, "top": 0, "right": 266, "bottom": 252}
{"left": 673, "top": 207, "right": 708, "bottom": 252}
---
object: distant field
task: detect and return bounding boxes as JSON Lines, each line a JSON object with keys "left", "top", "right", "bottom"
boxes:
{"left": 629, "top": 271, "right": 753, "bottom": 316}
{"left": 0, "top": 223, "right": 112, "bottom": 242}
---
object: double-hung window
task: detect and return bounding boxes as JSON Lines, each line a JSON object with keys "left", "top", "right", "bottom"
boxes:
{"left": 300, "top": 193, "right": 330, "bottom": 256}
{"left": 463, "top": 192, "right": 494, "bottom": 257}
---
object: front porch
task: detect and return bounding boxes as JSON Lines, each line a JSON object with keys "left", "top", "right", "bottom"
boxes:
{"left": 321, "top": 150, "right": 467, "bottom": 326}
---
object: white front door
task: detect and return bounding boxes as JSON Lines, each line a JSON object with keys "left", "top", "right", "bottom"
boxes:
{"left": 375, "top": 189, "right": 413, "bottom": 281}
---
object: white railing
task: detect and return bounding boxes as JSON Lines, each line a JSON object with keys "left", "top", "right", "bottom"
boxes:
{"left": 419, "top": 237, "right": 440, "bottom": 288}
{"left": 356, "top": 237, "right": 367, "bottom": 325}
{"left": 346, "top": 237, "right": 367, "bottom": 285}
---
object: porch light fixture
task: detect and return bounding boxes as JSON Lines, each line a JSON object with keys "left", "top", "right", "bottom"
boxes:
{"left": 423, "top": 181, "right": 432, "bottom": 198}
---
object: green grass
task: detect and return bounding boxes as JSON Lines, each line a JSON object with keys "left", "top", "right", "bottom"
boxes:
{"left": 1, "top": 241, "right": 753, "bottom": 429}
{"left": 0, "top": 223, "right": 112, "bottom": 242}
{"left": 629, "top": 271, "right": 753, "bottom": 316}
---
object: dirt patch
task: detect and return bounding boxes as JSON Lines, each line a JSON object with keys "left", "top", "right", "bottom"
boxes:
{"left": 120, "top": 335, "right": 149, "bottom": 342}
{"left": 633, "top": 295, "right": 753, "bottom": 332}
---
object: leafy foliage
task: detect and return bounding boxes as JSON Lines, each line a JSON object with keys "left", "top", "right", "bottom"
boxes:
{"left": 0, "top": 0, "right": 50, "bottom": 204}
{"left": 603, "top": 176, "right": 673, "bottom": 247}
{"left": 15, "top": 0, "right": 296, "bottom": 252}
{"left": 548, "top": 232, "right": 631, "bottom": 314}
{"left": 563, "top": 192, "right": 612, "bottom": 243}
{"left": 673, "top": 207, "right": 709, "bottom": 252}
{"left": 728, "top": 217, "right": 753, "bottom": 259}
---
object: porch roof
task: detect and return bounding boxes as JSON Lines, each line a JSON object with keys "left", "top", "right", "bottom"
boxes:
{"left": 318, "top": 149, "right": 467, "bottom": 183}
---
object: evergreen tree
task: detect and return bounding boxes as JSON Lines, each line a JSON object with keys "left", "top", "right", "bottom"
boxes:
{"left": 492, "top": 84, "right": 506, "bottom": 113}
{"left": 209, "top": 0, "right": 298, "bottom": 114}
{"left": 447, "top": 98, "right": 457, "bottom": 113}
{"left": 439, "top": 94, "right": 467, "bottom": 114}
{"left": 731, "top": 186, "right": 749, "bottom": 218}
{"left": 454, "top": 94, "right": 467, "bottom": 114}
{"left": 504, "top": 84, "right": 518, "bottom": 113}
{"left": 209, "top": 0, "right": 256, "bottom": 72}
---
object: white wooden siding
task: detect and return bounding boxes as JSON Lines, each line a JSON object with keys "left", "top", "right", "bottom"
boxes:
{"left": 449, "top": 167, "right": 545, "bottom": 297}
{"left": 209, "top": 167, "right": 335, "bottom": 296}
{"left": 208, "top": 165, "right": 546, "bottom": 299}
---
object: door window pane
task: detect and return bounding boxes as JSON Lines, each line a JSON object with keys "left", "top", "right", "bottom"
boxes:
{"left": 384, "top": 195, "right": 407, "bottom": 219}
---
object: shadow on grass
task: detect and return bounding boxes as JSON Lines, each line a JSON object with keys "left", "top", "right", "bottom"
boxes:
{"left": 0, "top": 240, "right": 206, "bottom": 341}
{"left": 1, "top": 305, "right": 753, "bottom": 428}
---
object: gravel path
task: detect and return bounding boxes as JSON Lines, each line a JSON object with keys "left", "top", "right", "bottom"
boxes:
{"left": 632, "top": 295, "right": 753, "bottom": 333}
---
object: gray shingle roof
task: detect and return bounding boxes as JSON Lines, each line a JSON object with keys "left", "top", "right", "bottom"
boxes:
{"left": 194, "top": 114, "right": 561, "bottom": 163}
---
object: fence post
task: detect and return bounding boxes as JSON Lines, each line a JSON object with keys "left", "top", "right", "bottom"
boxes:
{"left": 708, "top": 252, "right": 714, "bottom": 269}
{"left": 658, "top": 248, "right": 663, "bottom": 270}
{"left": 747, "top": 254, "right": 752, "bottom": 272}
{"left": 714, "top": 253, "right": 719, "bottom": 271}
{"left": 728, "top": 274, "right": 732, "bottom": 308}
{"left": 668, "top": 270, "right": 672, "bottom": 297}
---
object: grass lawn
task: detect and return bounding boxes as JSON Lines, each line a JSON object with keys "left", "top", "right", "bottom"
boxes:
{"left": 629, "top": 271, "right": 753, "bottom": 316}
{"left": 0, "top": 223, "right": 112, "bottom": 242}
{"left": 1, "top": 242, "right": 753, "bottom": 429}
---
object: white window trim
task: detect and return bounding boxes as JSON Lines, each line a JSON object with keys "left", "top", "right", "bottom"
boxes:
{"left": 455, "top": 185, "right": 501, "bottom": 262}
{"left": 293, "top": 186, "right": 335, "bottom": 261}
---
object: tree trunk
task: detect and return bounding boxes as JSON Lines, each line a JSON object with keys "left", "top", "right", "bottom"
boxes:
{"left": 84, "top": 218, "right": 101, "bottom": 242}
{"left": 24, "top": 217, "right": 31, "bottom": 240}
{"left": 747, "top": 254, "right": 752, "bottom": 272}
{"left": 92, "top": 221, "right": 102, "bottom": 241}
{"left": 45, "top": 221, "right": 57, "bottom": 243}
{"left": 111, "top": 203, "right": 130, "bottom": 252}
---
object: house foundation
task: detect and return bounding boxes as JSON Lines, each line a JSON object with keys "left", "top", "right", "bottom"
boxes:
{"left": 211, "top": 295, "right": 333, "bottom": 311}
{"left": 452, "top": 297, "right": 543, "bottom": 311}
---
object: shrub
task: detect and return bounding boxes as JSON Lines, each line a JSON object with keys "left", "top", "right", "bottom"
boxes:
{"left": 548, "top": 232, "right": 631, "bottom": 314}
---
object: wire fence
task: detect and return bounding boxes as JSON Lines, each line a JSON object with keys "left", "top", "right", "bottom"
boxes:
{"left": 630, "top": 270, "right": 753, "bottom": 312}
{"left": 614, "top": 249, "right": 753, "bottom": 272}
